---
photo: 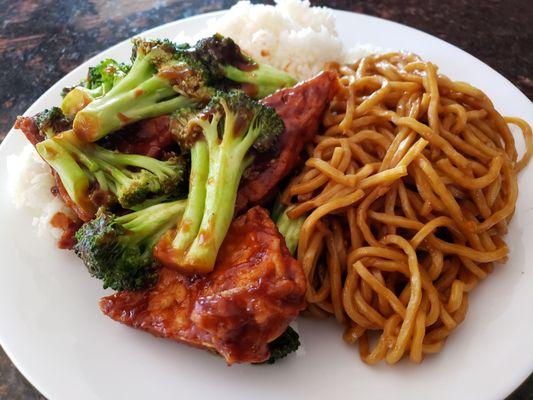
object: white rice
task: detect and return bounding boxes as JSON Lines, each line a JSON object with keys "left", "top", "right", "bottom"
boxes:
{"left": 6, "top": 144, "right": 73, "bottom": 239}
{"left": 8, "top": 0, "right": 381, "bottom": 238}
{"left": 175, "top": 0, "right": 382, "bottom": 81}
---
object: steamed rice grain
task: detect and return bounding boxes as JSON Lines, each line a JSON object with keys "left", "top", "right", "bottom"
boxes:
{"left": 7, "top": 144, "right": 73, "bottom": 239}
{"left": 175, "top": 0, "right": 380, "bottom": 81}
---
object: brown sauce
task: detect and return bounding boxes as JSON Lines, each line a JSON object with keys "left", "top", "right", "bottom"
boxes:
{"left": 116, "top": 112, "right": 130, "bottom": 123}
{"left": 239, "top": 83, "right": 259, "bottom": 98}
{"left": 101, "top": 207, "right": 306, "bottom": 364}
{"left": 101, "top": 116, "right": 176, "bottom": 158}
{"left": 50, "top": 212, "right": 83, "bottom": 249}
{"left": 14, "top": 116, "right": 42, "bottom": 145}
{"left": 236, "top": 70, "right": 339, "bottom": 212}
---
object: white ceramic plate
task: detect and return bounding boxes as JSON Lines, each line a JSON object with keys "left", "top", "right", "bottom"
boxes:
{"left": 1, "top": 9, "right": 532, "bottom": 400}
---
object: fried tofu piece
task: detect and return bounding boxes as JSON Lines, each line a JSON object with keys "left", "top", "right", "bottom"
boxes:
{"left": 100, "top": 206, "right": 306, "bottom": 364}
{"left": 100, "top": 115, "right": 176, "bottom": 158}
{"left": 15, "top": 115, "right": 42, "bottom": 145}
{"left": 236, "top": 70, "right": 339, "bottom": 212}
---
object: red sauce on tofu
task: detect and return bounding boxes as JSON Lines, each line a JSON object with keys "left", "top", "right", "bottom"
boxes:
{"left": 102, "top": 207, "right": 306, "bottom": 364}
{"left": 14, "top": 116, "right": 42, "bottom": 145}
{"left": 51, "top": 171, "right": 96, "bottom": 222}
{"left": 152, "top": 229, "right": 184, "bottom": 271}
{"left": 239, "top": 82, "right": 259, "bottom": 98}
{"left": 103, "top": 115, "right": 176, "bottom": 158}
{"left": 50, "top": 212, "right": 83, "bottom": 249}
{"left": 236, "top": 70, "right": 339, "bottom": 212}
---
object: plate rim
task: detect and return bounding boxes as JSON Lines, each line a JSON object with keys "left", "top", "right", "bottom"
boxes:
{"left": 1, "top": 8, "right": 532, "bottom": 400}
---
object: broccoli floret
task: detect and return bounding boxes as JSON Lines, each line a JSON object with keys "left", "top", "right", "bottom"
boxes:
{"left": 154, "top": 90, "right": 284, "bottom": 274}
{"left": 86, "top": 58, "right": 130, "bottom": 95}
{"left": 61, "top": 59, "right": 130, "bottom": 118}
{"left": 72, "top": 38, "right": 202, "bottom": 142}
{"left": 71, "top": 36, "right": 295, "bottom": 142}
{"left": 169, "top": 106, "right": 203, "bottom": 149}
{"left": 35, "top": 107, "right": 71, "bottom": 139}
{"left": 194, "top": 34, "right": 296, "bottom": 98}
{"left": 35, "top": 130, "right": 186, "bottom": 218}
{"left": 132, "top": 38, "right": 216, "bottom": 102}
{"left": 74, "top": 199, "right": 187, "bottom": 290}
{"left": 272, "top": 201, "right": 304, "bottom": 256}
{"left": 265, "top": 326, "right": 300, "bottom": 364}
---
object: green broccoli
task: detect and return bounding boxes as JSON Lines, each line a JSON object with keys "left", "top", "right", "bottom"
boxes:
{"left": 72, "top": 36, "right": 295, "bottom": 142}
{"left": 35, "top": 130, "right": 186, "bottom": 218}
{"left": 272, "top": 201, "right": 304, "bottom": 256}
{"left": 155, "top": 90, "right": 284, "bottom": 274}
{"left": 61, "top": 59, "right": 130, "bottom": 118}
{"left": 35, "top": 107, "right": 71, "bottom": 139}
{"left": 74, "top": 199, "right": 187, "bottom": 290}
{"left": 72, "top": 39, "right": 201, "bottom": 142}
{"left": 194, "top": 34, "right": 297, "bottom": 98}
{"left": 86, "top": 58, "right": 131, "bottom": 96}
{"left": 168, "top": 106, "right": 203, "bottom": 148}
{"left": 265, "top": 326, "right": 301, "bottom": 364}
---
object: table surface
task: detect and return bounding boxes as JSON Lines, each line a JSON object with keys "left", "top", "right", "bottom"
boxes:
{"left": 0, "top": 0, "right": 532, "bottom": 399}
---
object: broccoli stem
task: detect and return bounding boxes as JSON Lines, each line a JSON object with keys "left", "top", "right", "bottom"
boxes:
{"left": 49, "top": 132, "right": 136, "bottom": 192}
{"left": 74, "top": 76, "right": 193, "bottom": 142}
{"left": 95, "top": 150, "right": 178, "bottom": 186}
{"left": 274, "top": 206, "right": 304, "bottom": 256}
{"left": 156, "top": 91, "right": 284, "bottom": 274}
{"left": 72, "top": 50, "right": 194, "bottom": 142}
{"left": 118, "top": 200, "right": 187, "bottom": 248}
{"left": 172, "top": 140, "right": 209, "bottom": 251}
{"left": 35, "top": 137, "right": 93, "bottom": 214}
{"left": 74, "top": 199, "right": 187, "bottom": 291}
{"left": 95, "top": 158, "right": 138, "bottom": 202}
{"left": 61, "top": 87, "right": 96, "bottom": 119}
{"left": 37, "top": 130, "right": 186, "bottom": 215}
{"left": 180, "top": 109, "right": 257, "bottom": 273}
{"left": 106, "top": 55, "right": 155, "bottom": 96}
{"left": 223, "top": 64, "right": 296, "bottom": 98}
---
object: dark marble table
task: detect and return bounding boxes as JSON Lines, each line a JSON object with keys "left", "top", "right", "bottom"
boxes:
{"left": 0, "top": 0, "right": 531, "bottom": 399}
